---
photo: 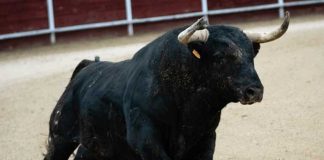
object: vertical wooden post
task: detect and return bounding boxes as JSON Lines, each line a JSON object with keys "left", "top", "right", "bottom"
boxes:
{"left": 46, "top": 0, "right": 56, "bottom": 44}
{"left": 278, "top": 0, "right": 285, "bottom": 18}
{"left": 201, "top": 0, "right": 209, "bottom": 23}
{"left": 125, "top": 0, "right": 134, "bottom": 36}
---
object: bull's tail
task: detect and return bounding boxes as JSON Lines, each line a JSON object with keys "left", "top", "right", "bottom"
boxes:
{"left": 44, "top": 57, "right": 100, "bottom": 160}
{"left": 44, "top": 82, "right": 79, "bottom": 160}
{"left": 70, "top": 56, "right": 100, "bottom": 80}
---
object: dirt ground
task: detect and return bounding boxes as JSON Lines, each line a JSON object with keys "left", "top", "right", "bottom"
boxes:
{"left": 0, "top": 14, "right": 324, "bottom": 160}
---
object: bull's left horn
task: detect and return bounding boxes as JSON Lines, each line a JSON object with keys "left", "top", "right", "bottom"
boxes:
{"left": 244, "top": 11, "right": 290, "bottom": 43}
{"left": 178, "top": 17, "right": 210, "bottom": 44}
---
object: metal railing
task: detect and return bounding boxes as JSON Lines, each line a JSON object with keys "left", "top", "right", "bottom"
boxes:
{"left": 0, "top": 0, "right": 323, "bottom": 44}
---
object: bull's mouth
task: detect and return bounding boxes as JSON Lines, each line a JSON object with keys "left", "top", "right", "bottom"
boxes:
{"left": 235, "top": 88, "right": 263, "bottom": 105}
{"left": 229, "top": 83, "right": 264, "bottom": 105}
{"left": 238, "top": 94, "right": 263, "bottom": 105}
{"left": 239, "top": 99, "right": 260, "bottom": 105}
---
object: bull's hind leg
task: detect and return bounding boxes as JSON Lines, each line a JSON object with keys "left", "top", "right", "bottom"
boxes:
{"left": 44, "top": 87, "right": 80, "bottom": 160}
{"left": 45, "top": 135, "right": 79, "bottom": 160}
{"left": 74, "top": 145, "right": 97, "bottom": 160}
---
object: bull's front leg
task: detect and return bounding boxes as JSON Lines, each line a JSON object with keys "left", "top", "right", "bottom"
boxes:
{"left": 189, "top": 131, "right": 216, "bottom": 160}
{"left": 184, "top": 111, "right": 221, "bottom": 160}
{"left": 125, "top": 107, "right": 171, "bottom": 160}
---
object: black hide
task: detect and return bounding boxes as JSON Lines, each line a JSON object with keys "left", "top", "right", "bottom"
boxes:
{"left": 44, "top": 25, "right": 263, "bottom": 160}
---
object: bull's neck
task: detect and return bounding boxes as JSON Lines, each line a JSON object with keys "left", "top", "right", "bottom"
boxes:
{"left": 160, "top": 62, "right": 228, "bottom": 110}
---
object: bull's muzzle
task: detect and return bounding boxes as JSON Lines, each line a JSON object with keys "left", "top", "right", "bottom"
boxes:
{"left": 240, "top": 85, "right": 264, "bottom": 105}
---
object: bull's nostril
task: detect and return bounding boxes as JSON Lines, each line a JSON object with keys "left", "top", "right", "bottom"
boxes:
{"left": 246, "top": 88, "right": 255, "bottom": 97}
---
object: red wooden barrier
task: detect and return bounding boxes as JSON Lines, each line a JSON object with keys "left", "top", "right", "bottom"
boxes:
{"left": 0, "top": 0, "right": 283, "bottom": 34}
{"left": 0, "top": 0, "right": 48, "bottom": 34}
{"left": 0, "top": 0, "right": 323, "bottom": 50}
{"left": 54, "top": 0, "right": 126, "bottom": 27}
{"left": 208, "top": 0, "right": 276, "bottom": 9}
{"left": 132, "top": 0, "right": 201, "bottom": 18}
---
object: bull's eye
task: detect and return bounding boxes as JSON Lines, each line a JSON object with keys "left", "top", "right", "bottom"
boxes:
{"left": 219, "top": 58, "right": 227, "bottom": 66}
{"left": 226, "top": 54, "right": 238, "bottom": 61}
{"left": 213, "top": 52, "right": 224, "bottom": 59}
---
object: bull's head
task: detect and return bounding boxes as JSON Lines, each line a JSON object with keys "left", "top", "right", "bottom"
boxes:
{"left": 178, "top": 12, "right": 290, "bottom": 105}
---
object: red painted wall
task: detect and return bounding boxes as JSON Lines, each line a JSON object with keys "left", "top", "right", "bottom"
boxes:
{"left": 1, "top": 0, "right": 323, "bottom": 34}
{"left": 132, "top": 0, "right": 201, "bottom": 18}
{"left": 0, "top": 0, "right": 286, "bottom": 34}
{"left": 0, "top": 0, "right": 323, "bottom": 50}
{"left": 54, "top": 0, "right": 126, "bottom": 27}
{"left": 0, "top": 0, "right": 48, "bottom": 34}
{"left": 208, "top": 0, "right": 276, "bottom": 9}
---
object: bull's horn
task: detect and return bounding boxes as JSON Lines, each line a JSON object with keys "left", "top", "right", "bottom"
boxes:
{"left": 244, "top": 11, "right": 290, "bottom": 43}
{"left": 178, "top": 17, "right": 210, "bottom": 44}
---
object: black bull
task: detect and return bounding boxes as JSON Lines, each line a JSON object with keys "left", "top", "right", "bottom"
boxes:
{"left": 44, "top": 15, "right": 289, "bottom": 160}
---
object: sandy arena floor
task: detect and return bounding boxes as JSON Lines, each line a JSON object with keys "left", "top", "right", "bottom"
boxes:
{"left": 0, "top": 15, "right": 323, "bottom": 160}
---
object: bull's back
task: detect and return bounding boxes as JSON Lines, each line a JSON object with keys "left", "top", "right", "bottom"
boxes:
{"left": 70, "top": 60, "right": 145, "bottom": 158}
{"left": 71, "top": 61, "right": 128, "bottom": 104}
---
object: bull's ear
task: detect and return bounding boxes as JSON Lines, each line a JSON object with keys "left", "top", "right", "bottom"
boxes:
{"left": 188, "top": 41, "right": 207, "bottom": 59}
{"left": 253, "top": 42, "right": 260, "bottom": 57}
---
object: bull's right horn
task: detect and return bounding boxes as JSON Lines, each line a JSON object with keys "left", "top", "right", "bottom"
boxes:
{"left": 244, "top": 11, "right": 290, "bottom": 43}
{"left": 178, "top": 17, "right": 210, "bottom": 44}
